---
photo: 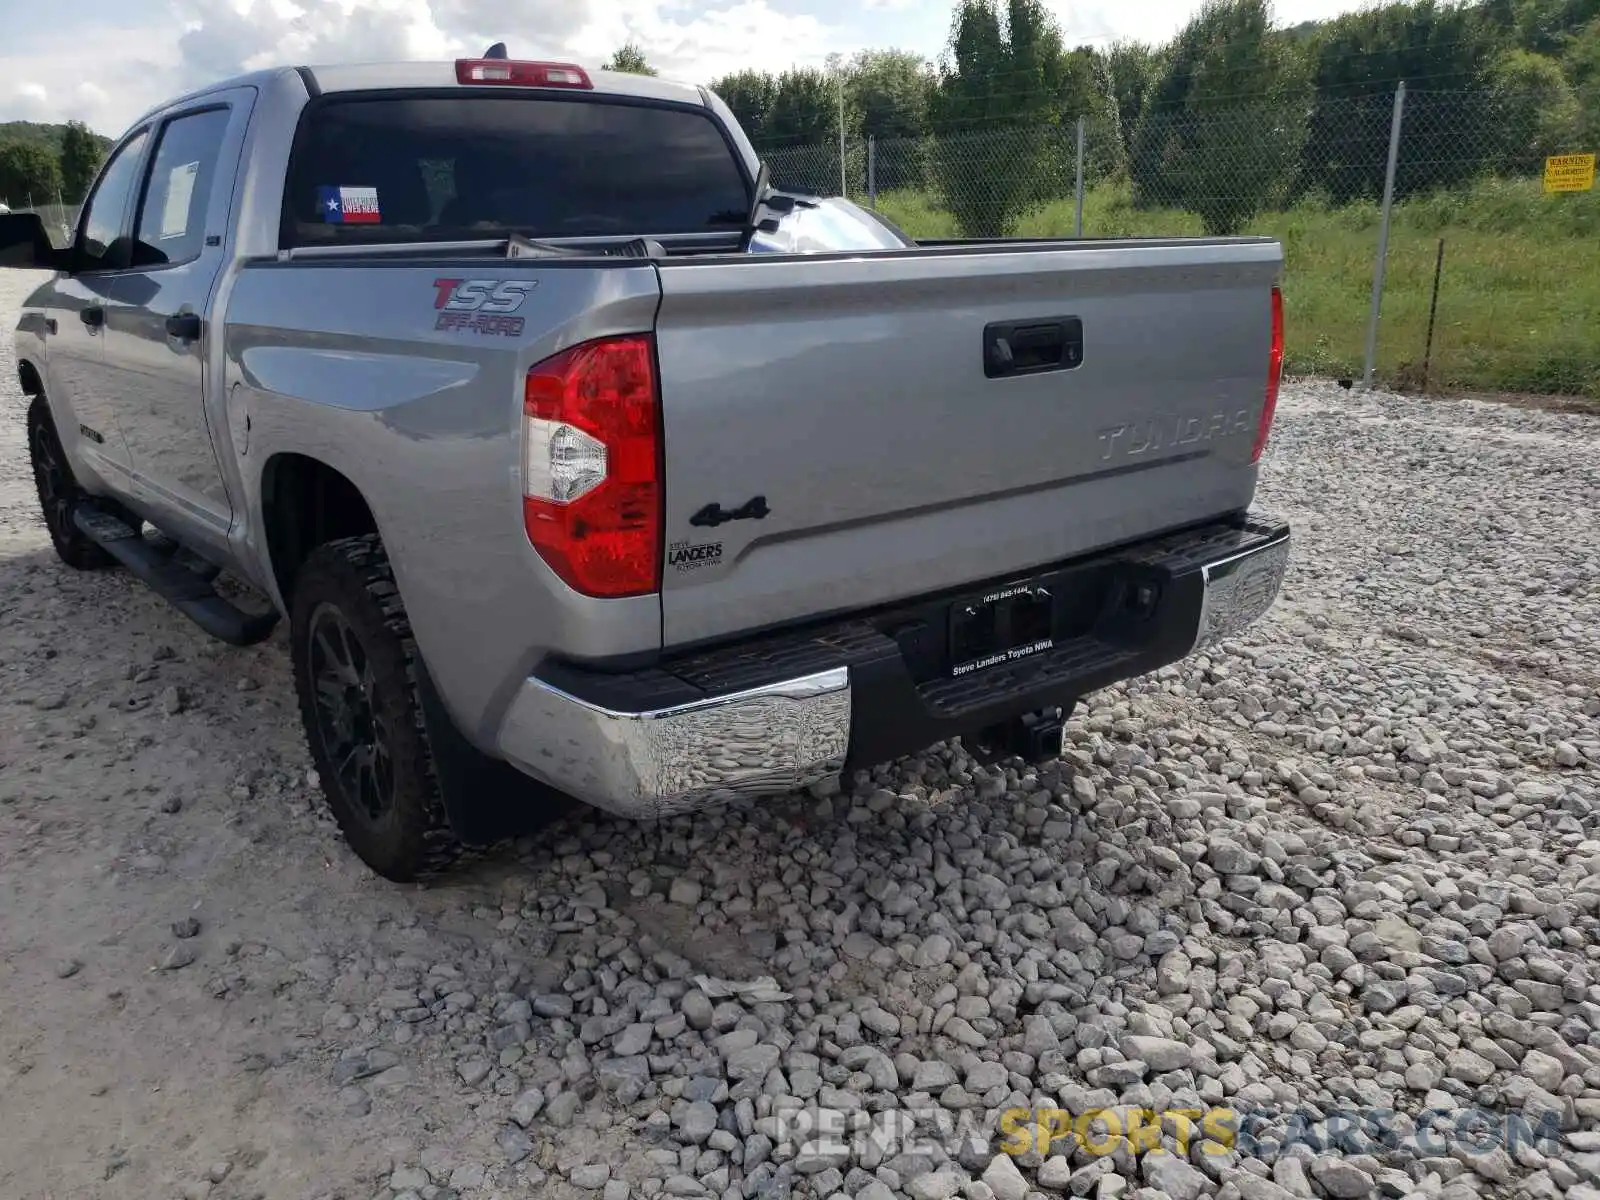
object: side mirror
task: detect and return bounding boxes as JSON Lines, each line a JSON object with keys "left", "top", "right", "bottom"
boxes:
{"left": 0, "top": 213, "right": 69, "bottom": 271}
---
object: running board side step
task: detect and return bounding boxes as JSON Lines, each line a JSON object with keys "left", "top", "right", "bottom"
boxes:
{"left": 73, "top": 507, "right": 280, "bottom": 646}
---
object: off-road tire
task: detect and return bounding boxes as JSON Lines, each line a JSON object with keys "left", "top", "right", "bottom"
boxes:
{"left": 28, "top": 393, "right": 120, "bottom": 570}
{"left": 289, "top": 534, "right": 461, "bottom": 882}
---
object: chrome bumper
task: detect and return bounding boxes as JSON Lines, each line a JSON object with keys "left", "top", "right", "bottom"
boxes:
{"left": 496, "top": 668, "right": 852, "bottom": 820}
{"left": 1190, "top": 526, "right": 1292, "bottom": 653}
{"left": 496, "top": 525, "right": 1288, "bottom": 820}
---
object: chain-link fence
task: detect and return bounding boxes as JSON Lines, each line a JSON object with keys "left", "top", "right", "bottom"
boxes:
{"left": 5, "top": 87, "right": 1593, "bottom": 396}
{"left": 759, "top": 84, "right": 1598, "bottom": 398}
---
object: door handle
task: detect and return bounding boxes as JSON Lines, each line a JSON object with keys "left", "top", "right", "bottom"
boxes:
{"left": 165, "top": 312, "right": 202, "bottom": 342}
{"left": 80, "top": 306, "right": 105, "bottom": 330}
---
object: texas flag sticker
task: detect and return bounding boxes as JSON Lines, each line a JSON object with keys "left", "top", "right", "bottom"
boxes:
{"left": 318, "top": 186, "right": 382, "bottom": 224}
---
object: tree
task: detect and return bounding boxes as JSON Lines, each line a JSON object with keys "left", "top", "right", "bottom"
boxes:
{"left": 1507, "top": 0, "right": 1600, "bottom": 54}
{"left": 603, "top": 42, "right": 657, "bottom": 76}
{"left": 1298, "top": 1, "right": 1499, "bottom": 203}
{"left": 761, "top": 66, "right": 860, "bottom": 194}
{"left": 1486, "top": 47, "right": 1581, "bottom": 170}
{"left": 848, "top": 49, "right": 933, "bottom": 140}
{"left": 1105, "top": 42, "right": 1163, "bottom": 160}
{"left": 847, "top": 49, "right": 934, "bottom": 191}
{"left": 0, "top": 139, "right": 62, "bottom": 208}
{"left": 1129, "top": 0, "right": 1312, "bottom": 234}
{"left": 929, "top": 0, "right": 1100, "bottom": 235}
{"left": 59, "top": 121, "right": 104, "bottom": 201}
{"left": 1566, "top": 18, "right": 1600, "bottom": 149}
{"left": 767, "top": 67, "right": 852, "bottom": 146}
{"left": 1075, "top": 46, "right": 1130, "bottom": 183}
{"left": 709, "top": 71, "right": 779, "bottom": 145}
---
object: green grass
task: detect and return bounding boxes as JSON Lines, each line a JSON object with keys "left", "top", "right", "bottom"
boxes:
{"left": 875, "top": 177, "right": 1600, "bottom": 397}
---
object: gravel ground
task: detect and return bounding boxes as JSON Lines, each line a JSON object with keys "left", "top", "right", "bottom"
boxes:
{"left": 2, "top": 266, "right": 1599, "bottom": 1200}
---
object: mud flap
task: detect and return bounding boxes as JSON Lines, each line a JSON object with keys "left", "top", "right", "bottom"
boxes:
{"left": 414, "top": 659, "right": 577, "bottom": 846}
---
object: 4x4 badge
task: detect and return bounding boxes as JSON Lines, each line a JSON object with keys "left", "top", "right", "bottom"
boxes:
{"left": 690, "top": 496, "right": 770, "bottom": 528}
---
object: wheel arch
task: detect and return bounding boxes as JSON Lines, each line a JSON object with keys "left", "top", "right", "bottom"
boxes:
{"left": 18, "top": 358, "right": 44, "bottom": 399}
{"left": 259, "top": 452, "right": 380, "bottom": 602}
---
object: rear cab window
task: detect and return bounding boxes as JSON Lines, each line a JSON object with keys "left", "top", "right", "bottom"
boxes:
{"left": 282, "top": 92, "right": 752, "bottom": 246}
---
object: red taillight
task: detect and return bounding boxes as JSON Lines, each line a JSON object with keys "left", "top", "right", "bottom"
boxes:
{"left": 456, "top": 59, "right": 593, "bottom": 89}
{"left": 1252, "top": 284, "right": 1284, "bottom": 464}
{"left": 523, "top": 335, "right": 661, "bottom": 598}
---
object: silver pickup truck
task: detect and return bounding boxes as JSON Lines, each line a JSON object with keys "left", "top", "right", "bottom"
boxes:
{"left": 3, "top": 53, "right": 1290, "bottom": 882}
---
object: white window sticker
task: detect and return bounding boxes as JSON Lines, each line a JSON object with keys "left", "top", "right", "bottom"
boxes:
{"left": 160, "top": 161, "right": 200, "bottom": 240}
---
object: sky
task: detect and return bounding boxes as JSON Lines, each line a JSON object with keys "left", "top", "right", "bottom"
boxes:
{"left": 0, "top": 0, "right": 1365, "bottom": 137}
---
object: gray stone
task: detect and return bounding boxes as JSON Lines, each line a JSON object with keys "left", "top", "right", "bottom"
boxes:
{"left": 913, "top": 1059, "right": 960, "bottom": 1091}
{"left": 546, "top": 1090, "right": 581, "bottom": 1127}
{"left": 498, "top": 1126, "right": 534, "bottom": 1164}
{"left": 448, "top": 1163, "right": 487, "bottom": 1190}
{"left": 1309, "top": 1157, "right": 1373, "bottom": 1199}
{"left": 916, "top": 934, "right": 954, "bottom": 968}
{"left": 157, "top": 944, "right": 196, "bottom": 971}
{"left": 726, "top": 1043, "right": 780, "bottom": 1080}
{"left": 1521, "top": 1049, "right": 1565, "bottom": 1092}
{"left": 1121, "top": 1035, "right": 1192, "bottom": 1072}
{"left": 1444, "top": 1048, "right": 1495, "bottom": 1085}
{"left": 1207, "top": 836, "right": 1259, "bottom": 875}
{"left": 1036, "top": 1157, "right": 1073, "bottom": 1190}
{"left": 1140, "top": 1153, "right": 1208, "bottom": 1200}
{"left": 390, "top": 1167, "right": 430, "bottom": 1190}
{"left": 1232, "top": 1176, "right": 1299, "bottom": 1200}
{"left": 596, "top": 1055, "right": 649, "bottom": 1092}
{"left": 571, "top": 1164, "right": 612, "bottom": 1189}
{"left": 680, "top": 1100, "right": 718, "bottom": 1144}
{"left": 614, "top": 1022, "right": 654, "bottom": 1057}
{"left": 982, "top": 1153, "right": 1028, "bottom": 1200}
{"left": 906, "top": 1172, "right": 966, "bottom": 1200}
{"left": 965, "top": 1061, "right": 1008, "bottom": 1092}
{"left": 682, "top": 990, "right": 715, "bottom": 1031}
{"left": 533, "top": 994, "right": 574, "bottom": 1018}
{"left": 510, "top": 1088, "right": 545, "bottom": 1127}
{"left": 794, "top": 1141, "right": 850, "bottom": 1174}
{"left": 669, "top": 878, "right": 703, "bottom": 906}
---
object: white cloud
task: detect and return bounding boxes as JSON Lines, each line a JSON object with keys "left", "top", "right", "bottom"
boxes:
{"left": 0, "top": 24, "right": 173, "bottom": 133}
{"left": 0, "top": 0, "right": 1365, "bottom": 135}
{"left": 164, "top": 0, "right": 837, "bottom": 96}
{"left": 0, "top": 0, "right": 838, "bottom": 133}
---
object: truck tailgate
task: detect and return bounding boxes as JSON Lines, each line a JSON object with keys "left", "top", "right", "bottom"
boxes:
{"left": 653, "top": 238, "right": 1282, "bottom": 648}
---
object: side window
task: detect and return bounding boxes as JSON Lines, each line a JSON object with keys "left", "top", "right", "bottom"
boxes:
{"left": 132, "top": 108, "right": 232, "bottom": 268}
{"left": 76, "top": 129, "right": 149, "bottom": 272}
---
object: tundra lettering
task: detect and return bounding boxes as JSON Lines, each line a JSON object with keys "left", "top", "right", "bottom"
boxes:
{"left": 1095, "top": 407, "right": 1255, "bottom": 462}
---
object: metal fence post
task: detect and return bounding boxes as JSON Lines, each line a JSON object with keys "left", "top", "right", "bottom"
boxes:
{"left": 1074, "top": 116, "right": 1086, "bottom": 237}
{"left": 836, "top": 72, "right": 847, "bottom": 198}
{"left": 1363, "top": 80, "right": 1406, "bottom": 390}
{"left": 867, "top": 136, "right": 877, "bottom": 209}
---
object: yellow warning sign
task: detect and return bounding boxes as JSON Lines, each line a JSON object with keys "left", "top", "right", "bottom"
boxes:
{"left": 1544, "top": 153, "right": 1596, "bottom": 193}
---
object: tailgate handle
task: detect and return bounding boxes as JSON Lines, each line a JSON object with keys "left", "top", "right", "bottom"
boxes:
{"left": 984, "top": 316, "right": 1083, "bottom": 379}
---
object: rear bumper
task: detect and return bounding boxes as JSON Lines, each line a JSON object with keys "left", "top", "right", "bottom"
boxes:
{"left": 496, "top": 513, "right": 1289, "bottom": 818}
